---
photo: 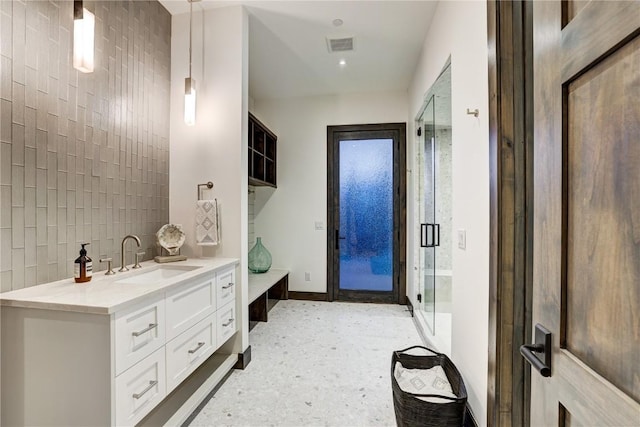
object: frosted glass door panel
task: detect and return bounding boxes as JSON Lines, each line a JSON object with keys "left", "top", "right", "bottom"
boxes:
{"left": 338, "top": 139, "right": 393, "bottom": 291}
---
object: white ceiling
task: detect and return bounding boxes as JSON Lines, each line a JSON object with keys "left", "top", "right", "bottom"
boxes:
{"left": 159, "top": 1, "right": 438, "bottom": 101}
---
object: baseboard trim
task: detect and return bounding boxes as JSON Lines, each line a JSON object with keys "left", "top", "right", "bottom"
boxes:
{"left": 288, "top": 291, "right": 328, "bottom": 301}
{"left": 139, "top": 353, "right": 237, "bottom": 427}
{"left": 179, "top": 361, "right": 235, "bottom": 427}
{"left": 464, "top": 405, "right": 479, "bottom": 427}
{"left": 406, "top": 298, "right": 414, "bottom": 317}
{"left": 234, "top": 345, "right": 251, "bottom": 370}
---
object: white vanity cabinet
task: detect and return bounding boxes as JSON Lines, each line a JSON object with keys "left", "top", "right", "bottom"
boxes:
{"left": 0, "top": 258, "right": 239, "bottom": 427}
{"left": 115, "top": 294, "right": 167, "bottom": 376}
{"left": 115, "top": 344, "right": 167, "bottom": 425}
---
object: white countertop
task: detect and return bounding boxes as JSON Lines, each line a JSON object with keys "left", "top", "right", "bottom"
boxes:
{"left": 248, "top": 269, "right": 289, "bottom": 303}
{"left": 0, "top": 258, "right": 239, "bottom": 315}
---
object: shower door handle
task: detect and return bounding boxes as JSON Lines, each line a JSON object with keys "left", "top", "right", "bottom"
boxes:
{"left": 434, "top": 223, "right": 440, "bottom": 247}
{"left": 420, "top": 224, "right": 436, "bottom": 248}
{"left": 420, "top": 224, "right": 428, "bottom": 247}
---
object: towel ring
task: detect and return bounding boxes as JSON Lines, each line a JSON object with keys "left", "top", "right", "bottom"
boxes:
{"left": 197, "top": 182, "right": 214, "bottom": 200}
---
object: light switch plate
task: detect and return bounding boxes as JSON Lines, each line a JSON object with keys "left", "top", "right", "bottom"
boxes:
{"left": 314, "top": 221, "right": 324, "bottom": 230}
{"left": 458, "top": 229, "right": 466, "bottom": 250}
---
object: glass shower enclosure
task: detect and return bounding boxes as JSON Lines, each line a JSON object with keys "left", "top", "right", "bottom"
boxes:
{"left": 416, "top": 62, "right": 452, "bottom": 353}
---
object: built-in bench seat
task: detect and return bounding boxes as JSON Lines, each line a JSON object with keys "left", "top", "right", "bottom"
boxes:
{"left": 248, "top": 269, "right": 289, "bottom": 330}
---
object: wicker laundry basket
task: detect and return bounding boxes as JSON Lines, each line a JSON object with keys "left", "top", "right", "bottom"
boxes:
{"left": 391, "top": 345, "right": 467, "bottom": 427}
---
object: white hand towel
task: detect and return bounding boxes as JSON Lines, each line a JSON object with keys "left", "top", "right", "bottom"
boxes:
{"left": 195, "top": 199, "right": 219, "bottom": 245}
{"left": 394, "top": 362, "right": 456, "bottom": 403}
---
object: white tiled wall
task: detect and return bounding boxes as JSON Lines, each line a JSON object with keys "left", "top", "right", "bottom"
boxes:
{"left": 248, "top": 186, "right": 255, "bottom": 248}
{"left": 435, "top": 126, "right": 452, "bottom": 271}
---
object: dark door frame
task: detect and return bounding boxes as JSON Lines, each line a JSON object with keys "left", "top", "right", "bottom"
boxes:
{"left": 326, "top": 123, "right": 407, "bottom": 304}
{"left": 487, "top": 1, "right": 534, "bottom": 426}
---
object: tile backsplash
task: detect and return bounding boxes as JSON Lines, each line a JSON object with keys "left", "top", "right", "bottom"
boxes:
{"left": 248, "top": 186, "right": 255, "bottom": 247}
{"left": 0, "top": 1, "right": 171, "bottom": 291}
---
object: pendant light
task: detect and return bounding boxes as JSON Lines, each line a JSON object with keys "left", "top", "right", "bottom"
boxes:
{"left": 184, "top": 0, "right": 200, "bottom": 126}
{"left": 73, "top": 0, "right": 95, "bottom": 73}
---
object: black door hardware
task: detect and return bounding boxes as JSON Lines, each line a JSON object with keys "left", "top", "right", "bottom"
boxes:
{"left": 420, "top": 223, "right": 441, "bottom": 248}
{"left": 520, "top": 323, "right": 552, "bottom": 377}
{"left": 335, "top": 230, "right": 346, "bottom": 250}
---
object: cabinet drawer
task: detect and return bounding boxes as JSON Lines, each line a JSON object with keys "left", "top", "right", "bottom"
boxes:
{"left": 216, "top": 266, "right": 236, "bottom": 309}
{"left": 115, "top": 348, "right": 166, "bottom": 427}
{"left": 115, "top": 295, "right": 165, "bottom": 376}
{"left": 165, "top": 313, "right": 217, "bottom": 393}
{"left": 166, "top": 274, "right": 216, "bottom": 340}
{"left": 217, "top": 301, "right": 237, "bottom": 344}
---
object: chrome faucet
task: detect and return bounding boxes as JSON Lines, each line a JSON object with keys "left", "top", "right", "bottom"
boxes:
{"left": 119, "top": 235, "right": 142, "bottom": 272}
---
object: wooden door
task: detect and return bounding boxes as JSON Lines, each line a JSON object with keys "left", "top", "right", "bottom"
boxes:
{"left": 530, "top": 1, "right": 640, "bottom": 425}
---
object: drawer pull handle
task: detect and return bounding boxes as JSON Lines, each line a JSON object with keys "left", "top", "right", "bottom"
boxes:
{"left": 222, "top": 283, "right": 234, "bottom": 289}
{"left": 132, "top": 323, "right": 158, "bottom": 337}
{"left": 132, "top": 380, "right": 158, "bottom": 399}
{"left": 188, "top": 341, "right": 206, "bottom": 354}
{"left": 222, "top": 318, "right": 234, "bottom": 327}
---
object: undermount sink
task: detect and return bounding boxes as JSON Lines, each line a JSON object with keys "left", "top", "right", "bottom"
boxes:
{"left": 114, "top": 265, "right": 201, "bottom": 285}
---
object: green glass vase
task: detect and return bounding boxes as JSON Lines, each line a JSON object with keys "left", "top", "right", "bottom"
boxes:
{"left": 248, "top": 237, "right": 272, "bottom": 273}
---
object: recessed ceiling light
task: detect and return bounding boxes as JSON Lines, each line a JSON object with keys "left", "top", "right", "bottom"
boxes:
{"left": 339, "top": 59, "right": 347, "bottom": 66}
{"left": 332, "top": 18, "right": 343, "bottom": 27}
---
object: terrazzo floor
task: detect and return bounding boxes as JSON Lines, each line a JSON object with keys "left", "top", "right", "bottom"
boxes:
{"left": 188, "top": 299, "right": 423, "bottom": 427}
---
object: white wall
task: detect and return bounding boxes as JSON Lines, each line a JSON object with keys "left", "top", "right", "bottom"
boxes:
{"left": 407, "top": 1, "right": 490, "bottom": 425}
{"left": 251, "top": 91, "right": 407, "bottom": 293}
{"left": 169, "top": 6, "right": 250, "bottom": 353}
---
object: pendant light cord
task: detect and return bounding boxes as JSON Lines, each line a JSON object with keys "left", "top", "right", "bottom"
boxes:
{"left": 188, "top": 0, "right": 193, "bottom": 79}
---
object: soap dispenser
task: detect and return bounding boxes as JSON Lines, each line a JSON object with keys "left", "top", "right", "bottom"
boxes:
{"left": 74, "top": 243, "right": 92, "bottom": 283}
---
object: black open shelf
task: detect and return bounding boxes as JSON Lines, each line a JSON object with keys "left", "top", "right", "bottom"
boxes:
{"left": 248, "top": 112, "right": 277, "bottom": 187}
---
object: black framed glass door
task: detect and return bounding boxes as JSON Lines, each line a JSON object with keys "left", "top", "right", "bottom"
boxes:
{"left": 327, "top": 123, "right": 406, "bottom": 303}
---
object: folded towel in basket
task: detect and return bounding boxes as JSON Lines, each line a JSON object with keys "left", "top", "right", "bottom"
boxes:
{"left": 394, "top": 362, "right": 456, "bottom": 403}
{"left": 195, "top": 199, "right": 219, "bottom": 245}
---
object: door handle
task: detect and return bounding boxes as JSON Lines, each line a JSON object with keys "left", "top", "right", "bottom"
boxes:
{"left": 420, "top": 224, "right": 428, "bottom": 247}
{"left": 434, "top": 223, "right": 440, "bottom": 247}
{"left": 520, "top": 323, "right": 552, "bottom": 377}
{"left": 421, "top": 224, "right": 436, "bottom": 248}
{"left": 335, "top": 230, "right": 346, "bottom": 250}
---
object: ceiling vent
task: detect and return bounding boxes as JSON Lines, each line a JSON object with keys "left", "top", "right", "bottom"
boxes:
{"left": 326, "top": 37, "right": 355, "bottom": 53}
